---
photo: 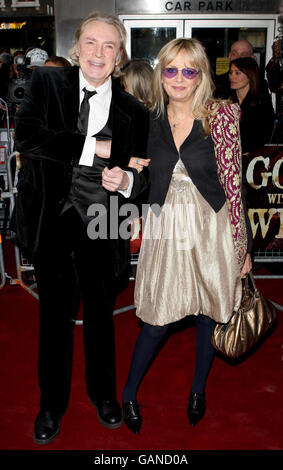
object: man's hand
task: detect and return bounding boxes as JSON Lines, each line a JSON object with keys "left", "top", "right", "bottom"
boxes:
{"left": 102, "top": 166, "right": 130, "bottom": 192}
{"left": 96, "top": 140, "right": 112, "bottom": 159}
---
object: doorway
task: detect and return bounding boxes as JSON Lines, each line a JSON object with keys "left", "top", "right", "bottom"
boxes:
{"left": 121, "top": 14, "right": 277, "bottom": 78}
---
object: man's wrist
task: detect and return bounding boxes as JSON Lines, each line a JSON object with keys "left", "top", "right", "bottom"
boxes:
{"left": 120, "top": 172, "right": 130, "bottom": 191}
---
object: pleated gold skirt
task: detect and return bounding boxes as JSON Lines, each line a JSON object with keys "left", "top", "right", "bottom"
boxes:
{"left": 134, "top": 160, "right": 242, "bottom": 326}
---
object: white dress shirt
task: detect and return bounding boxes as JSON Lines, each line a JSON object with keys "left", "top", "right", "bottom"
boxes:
{"left": 78, "top": 70, "right": 133, "bottom": 197}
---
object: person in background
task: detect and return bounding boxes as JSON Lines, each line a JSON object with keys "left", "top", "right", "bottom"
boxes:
{"left": 45, "top": 55, "right": 72, "bottom": 67}
{"left": 229, "top": 57, "right": 275, "bottom": 154}
{"left": 121, "top": 59, "right": 153, "bottom": 108}
{"left": 25, "top": 47, "right": 48, "bottom": 70}
{"left": 121, "top": 37, "right": 252, "bottom": 435}
{"left": 0, "top": 52, "right": 12, "bottom": 125}
{"left": 214, "top": 39, "right": 265, "bottom": 99}
{"left": 0, "top": 52, "right": 12, "bottom": 99}
{"left": 121, "top": 59, "right": 152, "bottom": 173}
{"left": 120, "top": 58, "right": 153, "bottom": 244}
{"left": 9, "top": 51, "right": 25, "bottom": 80}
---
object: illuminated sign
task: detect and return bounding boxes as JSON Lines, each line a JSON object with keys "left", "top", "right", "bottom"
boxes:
{"left": 0, "top": 22, "right": 26, "bottom": 29}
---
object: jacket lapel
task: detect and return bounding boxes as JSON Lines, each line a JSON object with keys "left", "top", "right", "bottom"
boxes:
{"left": 160, "top": 108, "right": 178, "bottom": 153}
{"left": 61, "top": 66, "right": 80, "bottom": 132}
{"left": 110, "top": 79, "right": 132, "bottom": 167}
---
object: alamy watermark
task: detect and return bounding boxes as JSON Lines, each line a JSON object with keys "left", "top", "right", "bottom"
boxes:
{"left": 87, "top": 196, "right": 197, "bottom": 251}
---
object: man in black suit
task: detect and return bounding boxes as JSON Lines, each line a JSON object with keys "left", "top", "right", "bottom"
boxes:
{"left": 13, "top": 11, "right": 149, "bottom": 444}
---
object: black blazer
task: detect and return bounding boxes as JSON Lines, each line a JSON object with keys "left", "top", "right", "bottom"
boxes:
{"left": 12, "top": 66, "right": 149, "bottom": 262}
{"left": 147, "top": 111, "right": 226, "bottom": 212}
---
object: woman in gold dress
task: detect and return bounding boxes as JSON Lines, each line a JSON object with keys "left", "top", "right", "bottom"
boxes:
{"left": 123, "top": 38, "right": 252, "bottom": 434}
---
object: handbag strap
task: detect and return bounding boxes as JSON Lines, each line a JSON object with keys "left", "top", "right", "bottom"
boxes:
{"left": 245, "top": 271, "right": 259, "bottom": 295}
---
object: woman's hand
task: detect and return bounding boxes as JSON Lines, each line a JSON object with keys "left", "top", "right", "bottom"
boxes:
{"left": 129, "top": 157, "right": 151, "bottom": 173}
{"left": 241, "top": 253, "right": 252, "bottom": 278}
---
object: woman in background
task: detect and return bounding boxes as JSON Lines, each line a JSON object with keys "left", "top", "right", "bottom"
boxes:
{"left": 121, "top": 58, "right": 153, "bottom": 108}
{"left": 122, "top": 38, "right": 252, "bottom": 434}
{"left": 229, "top": 57, "right": 275, "bottom": 155}
{"left": 121, "top": 59, "right": 153, "bottom": 172}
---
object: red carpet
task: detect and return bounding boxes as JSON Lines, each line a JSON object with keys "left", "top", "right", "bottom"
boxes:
{"left": 0, "top": 246, "right": 283, "bottom": 456}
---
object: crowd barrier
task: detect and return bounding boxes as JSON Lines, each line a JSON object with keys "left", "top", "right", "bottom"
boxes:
{"left": 1, "top": 137, "right": 282, "bottom": 314}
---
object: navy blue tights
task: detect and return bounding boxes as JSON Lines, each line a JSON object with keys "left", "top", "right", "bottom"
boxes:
{"left": 123, "top": 314, "right": 216, "bottom": 403}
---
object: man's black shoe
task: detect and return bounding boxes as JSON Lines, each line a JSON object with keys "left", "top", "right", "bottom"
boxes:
{"left": 33, "top": 410, "right": 61, "bottom": 445}
{"left": 91, "top": 398, "right": 123, "bottom": 429}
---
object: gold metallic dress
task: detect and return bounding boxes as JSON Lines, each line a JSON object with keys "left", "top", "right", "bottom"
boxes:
{"left": 134, "top": 159, "right": 242, "bottom": 326}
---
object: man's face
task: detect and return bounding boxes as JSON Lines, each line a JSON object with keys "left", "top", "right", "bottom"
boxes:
{"left": 228, "top": 41, "right": 253, "bottom": 61}
{"left": 76, "top": 20, "right": 121, "bottom": 87}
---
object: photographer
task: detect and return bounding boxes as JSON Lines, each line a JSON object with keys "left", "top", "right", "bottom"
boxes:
{"left": 10, "top": 51, "right": 25, "bottom": 81}
{"left": 6, "top": 48, "right": 48, "bottom": 125}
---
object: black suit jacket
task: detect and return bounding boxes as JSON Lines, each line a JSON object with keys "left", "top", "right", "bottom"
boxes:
{"left": 12, "top": 66, "right": 149, "bottom": 269}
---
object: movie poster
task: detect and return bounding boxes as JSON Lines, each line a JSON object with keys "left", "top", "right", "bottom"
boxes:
{"left": 242, "top": 145, "right": 283, "bottom": 256}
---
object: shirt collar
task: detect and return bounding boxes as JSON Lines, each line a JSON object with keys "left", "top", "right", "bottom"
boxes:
{"left": 79, "top": 69, "right": 112, "bottom": 96}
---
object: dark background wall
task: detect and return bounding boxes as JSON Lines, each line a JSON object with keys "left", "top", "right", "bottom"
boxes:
{"left": 55, "top": 0, "right": 115, "bottom": 59}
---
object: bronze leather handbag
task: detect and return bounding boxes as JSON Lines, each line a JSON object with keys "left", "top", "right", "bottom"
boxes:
{"left": 211, "top": 272, "right": 277, "bottom": 359}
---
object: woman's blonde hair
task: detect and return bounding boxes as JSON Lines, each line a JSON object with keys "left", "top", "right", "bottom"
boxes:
{"left": 121, "top": 59, "right": 153, "bottom": 108}
{"left": 152, "top": 38, "right": 220, "bottom": 133}
{"left": 69, "top": 11, "right": 129, "bottom": 77}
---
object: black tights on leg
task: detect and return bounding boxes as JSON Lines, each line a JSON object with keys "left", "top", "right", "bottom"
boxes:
{"left": 123, "top": 314, "right": 216, "bottom": 403}
{"left": 191, "top": 314, "right": 216, "bottom": 394}
{"left": 123, "top": 322, "right": 169, "bottom": 403}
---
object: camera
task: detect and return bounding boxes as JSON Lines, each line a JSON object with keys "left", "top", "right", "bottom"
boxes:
{"left": 7, "top": 55, "right": 31, "bottom": 104}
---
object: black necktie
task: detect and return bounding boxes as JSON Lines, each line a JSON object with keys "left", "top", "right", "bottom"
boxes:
{"left": 77, "top": 87, "right": 97, "bottom": 134}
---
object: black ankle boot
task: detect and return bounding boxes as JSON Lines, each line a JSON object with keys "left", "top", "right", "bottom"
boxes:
{"left": 122, "top": 400, "right": 142, "bottom": 434}
{"left": 187, "top": 392, "right": 206, "bottom": 427}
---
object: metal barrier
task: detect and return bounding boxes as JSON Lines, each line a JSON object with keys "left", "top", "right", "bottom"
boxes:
{"left": 0, "top": 124, "right": 14, "bottom": 292}
{"left": 1, "top": 130, "right": 281, "bottom": 313}
{"left": 0, "top": 149, "right": 38, "bottom": 298}
{"left": 0, "top": 232, "right": 5, "bottom": 289}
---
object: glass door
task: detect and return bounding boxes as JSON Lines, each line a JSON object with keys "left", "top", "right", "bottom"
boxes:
{"left": 123, "top": 19, "right": 183, "bottom": 67}
{"left": 185, "top": 18, "right": 276, "bottom": 79}
{"left": 122, "top": 16, "right": 277, "bottom": 78}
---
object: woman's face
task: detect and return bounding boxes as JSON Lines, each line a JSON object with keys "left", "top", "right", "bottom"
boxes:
{"left": 229, "top": 63, "right": 250, "bottom": 93}
{"left": 162, "top": 49, "right": 199, "bottom": 105}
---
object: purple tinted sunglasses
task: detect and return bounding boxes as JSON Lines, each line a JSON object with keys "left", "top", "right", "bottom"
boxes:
{"left": 163, "top": 67, "right": 199, "bottom": 79}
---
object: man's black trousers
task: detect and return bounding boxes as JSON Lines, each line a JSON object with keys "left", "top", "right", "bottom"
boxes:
{"left": 33, "top": 207, "right": 118, "bottom": 415}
